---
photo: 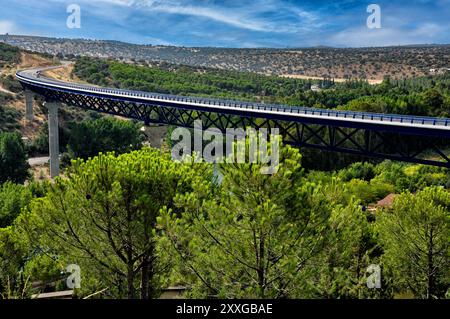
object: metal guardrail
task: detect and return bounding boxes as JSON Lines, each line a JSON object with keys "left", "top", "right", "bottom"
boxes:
{"left": 16, "top": 70, "right": 450, "bottom": 128}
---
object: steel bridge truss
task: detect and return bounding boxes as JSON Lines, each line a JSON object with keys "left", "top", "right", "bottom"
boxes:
{"left": 30, "top": 85, "right": 450, "bottom": 168}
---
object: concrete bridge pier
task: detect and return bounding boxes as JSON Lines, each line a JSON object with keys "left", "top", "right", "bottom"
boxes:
{"left": 45, "top": 101, "right": 60, "bottom": 178}
{"left": 25, "top": 90, "right": 34, "bottom": 121}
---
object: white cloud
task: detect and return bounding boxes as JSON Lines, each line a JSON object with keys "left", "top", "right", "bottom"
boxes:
{"left": 134, "top": 0, "right": 320, "bottom": 33}
{"left": 144, "top": 3, "right": 267, "bottom": 31}
{"left": 50, "top": 0, "right": 135, "bottom": 6}
{"left": 47, "top": 0, "right": 135, "bottom": 7}
{"left": 93, "top": 0, "right": 136, "bottom": 6}
{"left": 328, "top": 23, "right": 448, "bottom": 47}
{"left": 41, "top": 0, "right": 322, "bottom": 37}
{"left": 0, "top": 20, "right": 15, "bottom": 34}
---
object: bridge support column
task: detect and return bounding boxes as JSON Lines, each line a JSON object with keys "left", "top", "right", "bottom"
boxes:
{"left": 46, "top": 101, "right": 60, "bottom": 178}
{"left": 25, "top": 90, "right": 34, "bottom": 121}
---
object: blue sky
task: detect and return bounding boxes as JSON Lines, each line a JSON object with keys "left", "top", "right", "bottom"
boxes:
{"left": 0, "top": 0, "right": 450, "bottom": 47}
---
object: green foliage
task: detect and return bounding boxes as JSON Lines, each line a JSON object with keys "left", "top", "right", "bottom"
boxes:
{"left": 159, "top": 140, "right": 330, "bottom": 298}
{"left": 18, "top": 148, "right": 210, "bottom": 298}
{"left": 346, "top": 179, "right": 394, "bottom": 205}
{"left": 0, "top": 227, "right": 29, "bottom": 299}
{"left": 308, "top": 202, "right": 384, "bottom": 298}
{"left": 22, "top": 254, "right": 64, "bottom": 290}
{"left": 73, "top": 57, "right": 333, "bottom": 104}
{"left": 372, "top": 161, "right": 450, "bottom": 192}
{"left": 377, "top": 187, "right": 450, "bottom": 299}
{"left": 28, "top": 124, "right": 50, "bottom": 155}
{"left": 74, "top": 58, "right": 111, "bottom": 86}
{"left": 0, "top": 74, "right": 22, "bottom": 93}
{"left": 0, "top": 132, "right": 29, "bottom": 184}
{"left": 28, "top": 122, "right": 70, "bottom": 156}
{"left": 67, "top": 117, "right": 144, "bottom": 160}
{"left": 0, "top": 224, "right": 62, "bottom": 299}
{"left": 0, "top": 43, "right": 20, "bottom": 66}
{"left": 339, "top": 162, "right": 376, "bottom": 182}
{"left": 0, "top": 182, "right": 32, "bottom": 228}
{"left": 0, "top": 102, "right": 21, "bottom": 133}
{"left": 0, "top": 91, "right": 15, "bottom": 104}
{"left": 0, "top": 139, "right": 448, "bottom": 299}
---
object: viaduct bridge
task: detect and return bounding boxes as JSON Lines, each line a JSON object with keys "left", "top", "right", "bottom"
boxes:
{"left": 16, "top": 66, "right": 450, "bottom": 177}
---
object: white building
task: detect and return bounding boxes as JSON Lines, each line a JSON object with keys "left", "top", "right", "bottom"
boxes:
{"left": 311, "top": 84, "right": 321, "bottom": 92}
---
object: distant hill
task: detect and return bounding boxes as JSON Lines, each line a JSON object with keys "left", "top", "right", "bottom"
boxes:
{"left": 1, "top": 34, "right": 450, "bottom": 81}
